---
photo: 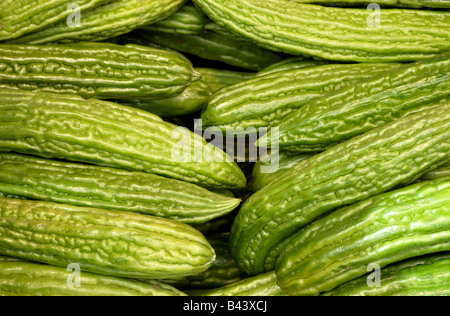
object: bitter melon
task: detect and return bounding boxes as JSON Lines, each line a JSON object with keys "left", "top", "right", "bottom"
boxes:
{"left": 249, "top": 151, "right": 315, "bottom": 192}
{"left": 0, "top": 197, "right": 216, "bottom": 279}
{"left": 0, "top": 89, "right": 247, "bottom": 190}
{"left": 0, "top": 42, "right": 200, "bottom": 100}
{"left": 204, "top": 22, "right": 250, "bottom": 43}
{"left": 322, "top": 252, "right": 450, "bottom": 296}
{"left": 258, "top": 52, "right": 450, "bottom": 152}
{"left": 192, "top": 0, "right": 450, "bottom": 62}
{"left": 201, "top": 63, "right": 402, "bottom": 133}
{"left": 0, "top": 153, "right": 241, "bottom": 225}
{"left": 7, "top": 0, "right": 188, "bottom": 44}
{"left": 0, "top": 261, "right": 187, "bottom": 296}
{"left": 196, "top": 68, "right": 255, "bottom": 94}
{"left": 134, "top": 28, "right": 282, "bottom": 71}
{"left": 252, "top": 154, "right": 450, "bottom": 193}
{"left": 276, "top": 177, "right": 450, "bottom": 296}
{"left": 230, "top": 102, "right": 450, "bottom": 275}
{"left": 0, "top": 0, "right": 112, "bottom": 42}
{"left": 140, "top": 3, "right": 211, "bottom": 35}
{"left": 114, "top": 79, "right": 212, "bottom": 117}
{"left": 255, "top": 56, "right": 330, "bottom": 77}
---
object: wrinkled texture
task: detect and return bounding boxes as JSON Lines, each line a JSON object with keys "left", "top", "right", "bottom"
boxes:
{"left": 193, "top": 0, "right": 450, "bottom": 62}
{"left": 7, "top": 0, "right": 188, "bottom": 44}
{"left": 276, "top": 177, "right": 450, "bottom": 295}
{"left": 0, "top": 42, "right": 199, "bottom": 100}
{"left": 135, "top": 29, "right": 282, "bottom": 71}
{"left": 0, "top": 261, "right": 187, "bottom": 296}
{"left": 250, "top": 151, "right": 315, "bottom": 192}
{"left": 0, "top": 197, "right": 216, "bottom": 279}
{"left": 201, "top": 63, "right": 402, "bottom": 133}
{"left": 259, "top": 52, "right": 450, "bottom": 151}
{"left": 141, "top": 3, "right": 211, "bottom": 35}
{"left": 0, "top": 89, "right": 247, "bottom": 190}
{"left": 0, "top": 153, "right": 241, "bottom": 225}
{"left": 0, "top": 0, "right": 111, "bottom": 41}
{"left": 322, "top": 252, "right": 450, "bottom": 296}
{"left": 230, "top": 102, "right": 450, "bottom": 275}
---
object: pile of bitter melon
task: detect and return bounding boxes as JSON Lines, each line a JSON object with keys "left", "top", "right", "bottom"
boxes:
{"left": 0, "top": 0, "right": 449, "bottom": 297}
